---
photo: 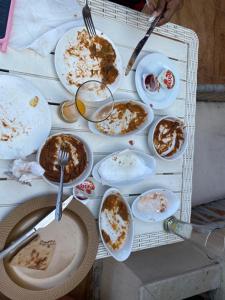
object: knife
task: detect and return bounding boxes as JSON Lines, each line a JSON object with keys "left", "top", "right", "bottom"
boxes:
{"left": 0, "top": 195, "right": 73, "bottom": 260}
{"left": 125, "top": 15, "right": 161, "bottom": 76}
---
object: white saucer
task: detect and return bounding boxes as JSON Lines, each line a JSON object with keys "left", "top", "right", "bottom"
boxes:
{"left": 135, "top": 53, "right": 180, "bottom": 110}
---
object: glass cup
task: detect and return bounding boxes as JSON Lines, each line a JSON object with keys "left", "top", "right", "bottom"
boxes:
{"left": 75, "top": 80, "right": 114, "bottom": 123}
{"left": 59, "top": 100, "right": 80, "bottom": 123}
{"left": 164, "top": 216, "right": 225, "bottom": 262}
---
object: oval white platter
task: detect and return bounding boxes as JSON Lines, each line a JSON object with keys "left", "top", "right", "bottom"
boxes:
{"left": 135, "top": 52, "right": 180, "bottom": 110}
{"left": 92, "top": 149, "right": 156, "bottom": 187}
{"left": 0, "top": 75, "right": 51, "bottom": 160}
{"left": 99, "top": 188, "right": 134, "bottom": 261}
{"left": 132, "top": 188, "right": 180, "bottom": 223}
{"left": 55, "top": 27, "right": 123, "bottom": 95}
{"left": 88, "top": 99, "right": 154, "bottom": 138}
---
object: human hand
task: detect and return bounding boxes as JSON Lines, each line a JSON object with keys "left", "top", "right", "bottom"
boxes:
{"left": 143, "top": 0, "right": 184, "bottom": 26}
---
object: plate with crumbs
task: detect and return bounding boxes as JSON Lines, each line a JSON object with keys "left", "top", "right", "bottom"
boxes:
{"left": 132, "top": 188, "right": 180, "bottom": 223}
{"left": 99, "top": 188, "right": 134, "bottom": 261}
{"left": 0, "top": 75, "right": 51, "bottom": 159}
{"left": 55, "top": 27, "right": 123, "bottom": 96}
{"left": 88, "top": 99, "right": 154, "bottom": 137}
{"left": 0, "top": 195, "right": 98, "bottom": 300}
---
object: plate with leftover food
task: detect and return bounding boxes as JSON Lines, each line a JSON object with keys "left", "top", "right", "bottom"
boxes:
{"left": 148, "top": 116, "right": 187, "bottom": 160}
{"left": 0, "top": 194, "right": 98, "bottom": 300}
{"left": 37, "top": 133, "right": 93, "bottom": 188}
{"left": 135, "top": 53, "right": 180, "bottom": 109}
{"left": 0, "top": 75, "right": 51, "bottom": 159}
{"left": 132, "top": 188, "right": 180, "bottom": 222}
{"left": 99, "top": 188, "right": 134, "bottom": 261}
{"left": 55, "top": 27, "right": 123, "bottom": 95}
{"left": 92, "top": 149, "right": 156, "bottom": 187}
{"left": 88, "top": 99, "right": 154, "bottom": 137}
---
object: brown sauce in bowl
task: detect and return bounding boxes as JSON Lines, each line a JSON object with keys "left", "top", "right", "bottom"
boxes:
{"left": 39, "top": 134, "right": 87, "bottom": 183}
{"left": 153, "top": 119, "right": 184, "bottom": 157}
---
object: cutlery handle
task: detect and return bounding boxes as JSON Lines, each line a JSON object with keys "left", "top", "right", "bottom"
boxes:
{"left": 55, "top": 166, "right": 64, "bottom": 222}
{"left": 0, "top": 229, "right": 36, "bottom": 260}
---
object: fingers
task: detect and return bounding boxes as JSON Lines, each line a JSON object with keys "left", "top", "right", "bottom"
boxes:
{"left": 156, "top": 0, "right": 183, "bottom": 26}
{"left": 156, "top": 0, "right": 167, "bottom": 16}
{"left": 142, "top": 0, "right": 157, "bottom": 16}
{"left": 157, "top": 9, "right": 174, "bottom": 26}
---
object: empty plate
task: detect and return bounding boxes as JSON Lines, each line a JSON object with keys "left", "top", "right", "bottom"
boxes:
{"left": 0, "top": 195, "right": 98, "bottom": 300}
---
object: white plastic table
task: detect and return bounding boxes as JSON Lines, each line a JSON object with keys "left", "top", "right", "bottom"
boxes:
{"left": 0, "top": 0, "right": 198, "bottom": 259}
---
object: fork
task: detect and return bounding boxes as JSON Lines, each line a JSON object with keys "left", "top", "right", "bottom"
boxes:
{"left": 55, "top": 148, "right": 69, "bottom": 222}
{"left": 82, "top": 0, "right": 96, "bottom": 38}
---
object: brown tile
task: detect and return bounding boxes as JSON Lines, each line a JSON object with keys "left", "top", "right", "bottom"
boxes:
{"left": 172, "top": 0, "right": 225, "bottom": 84}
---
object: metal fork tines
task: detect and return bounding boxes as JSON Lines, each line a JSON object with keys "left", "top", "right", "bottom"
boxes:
{"left": 82, "top": 0, "right": 96, "bottom": 38}
{"left": 55, "top": 148, "right": 69, "bottom": 222}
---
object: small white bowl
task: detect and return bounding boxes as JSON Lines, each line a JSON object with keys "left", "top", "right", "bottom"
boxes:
{"left": 148, "top": 116, "right": 188, "bottom": 161}
{"left": 88, "top": 99, "right": 154, "bottom": 138}
{"left": 99, "top": 188, "right": 134, "bottom": 261}
{"left": 37, "top": 132, "right": 93, "bottom": 188}
{"left": 132, "top": 188, "right": 180, "bottom": 223}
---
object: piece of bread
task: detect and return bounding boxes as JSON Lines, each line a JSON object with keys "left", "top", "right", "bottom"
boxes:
{"left": 10, "top": 235, "right": 56, "bottom": 271}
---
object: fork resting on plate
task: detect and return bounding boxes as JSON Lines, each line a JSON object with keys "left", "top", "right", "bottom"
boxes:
{"left": 82, "top": 0, "right": 96, "bottom": 38}
{"left": 55, "top": 148, "right": 69, "bottom": 222}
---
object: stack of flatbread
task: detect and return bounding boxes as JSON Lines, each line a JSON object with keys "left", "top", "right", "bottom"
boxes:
{"left": 10, "top": 236, "right": 56, "bottom": 271}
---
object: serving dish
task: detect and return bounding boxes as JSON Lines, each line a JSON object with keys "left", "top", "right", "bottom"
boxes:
{"left": 135, "top": 53, "right": 180, "bottom": 109}
{"left": 55, "top": 27, "right": 123, "bottom": 96}
{"left": 92, "top": 149, "right": 156, "bottom": 187}
{"left": 0, "top": 194, "right": 98, "bottom": 300}
{"left": 99, "top": 188, "right": 134, "bottom": 261}
{"left": 148, "top": 116, "right": 188, "bottom": 161}
{"left": 88, "top": 99, "right": 154, "bottom": 137}
{"left": 37, "top": 133, "right": 93, "bottom": 188}
{"left": 0, "top": 75, "right": 51, "bottom": 159}
{"left": 132, "top": 188, "right": 180, "bottom": 223}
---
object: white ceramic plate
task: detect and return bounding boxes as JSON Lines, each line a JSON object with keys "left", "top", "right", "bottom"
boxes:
{"left": 132, "top": 188, "right": 180, "bottom": 223}
{"left": 135, "top": 53, "right": 180, "bottom": 110}
{"left": 37, "top": 132, "right": 93, "bottom": 188}
{"left": 55, "top": 27, "right": 123, "bottom": 95}
{"left": 99, "top": 188, "right": 134, "bottom": 261}
{"left": 88, "top": 99, "right": 154, "bottom": 137}
{"left": 148, "top": 115, "right": 188, "bottom": 161}
{"left": 92, "top": 149, "right": 156, "bottom": 187}
{"left": 0, "top": 75, "right": 51, "bottom": 159}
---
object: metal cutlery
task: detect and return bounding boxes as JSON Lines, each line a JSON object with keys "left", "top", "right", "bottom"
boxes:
{"left": 125, "top": 15, "right": 161, "bottom": 76}
{"left": 55, "top": 148, "right": 69, "bottom": 222}
{"left": 82, "top": 0, "right": 96, "bottom": 38}
{"left": 0, "top": 195, "right": 74, "bottom": 260}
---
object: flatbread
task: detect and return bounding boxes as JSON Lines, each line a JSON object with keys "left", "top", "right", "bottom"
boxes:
{"left": 10, "top": 236, "right": 56, "bottom": 271}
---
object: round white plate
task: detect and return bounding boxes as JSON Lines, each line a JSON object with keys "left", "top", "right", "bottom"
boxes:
{"left": 0, "top": 75, "right": 51, "bottom": 160}
{"left": 132, "top": 188, "right": 180, "bottom": 223}
{"left": 55, "top": 27, "right": 123, "bottom": 95}
{"left": 135, "top": 53, "right": 180, "bottom": 110}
